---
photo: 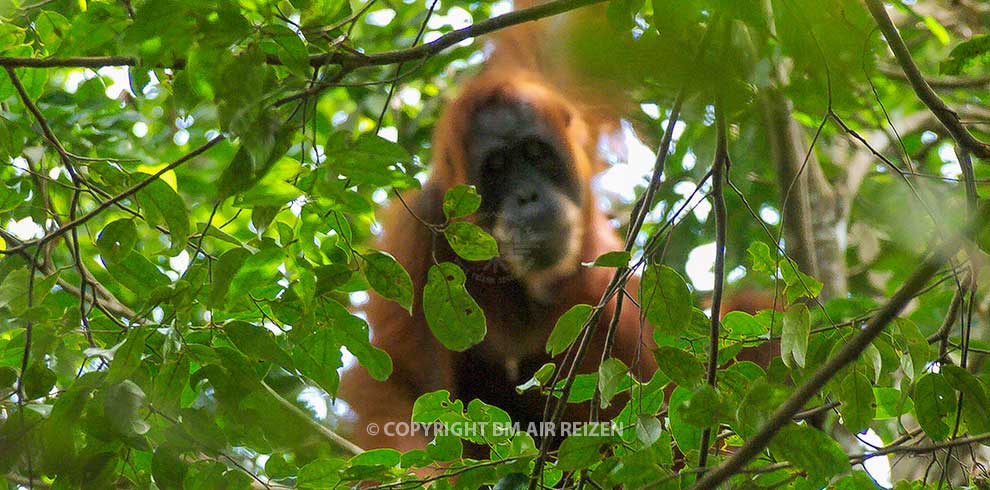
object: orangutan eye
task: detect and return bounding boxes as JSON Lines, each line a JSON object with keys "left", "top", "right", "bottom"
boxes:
{"left": 523, "top": 139, "right": 544, "bottom": 161}
{"left": 485, "top": 153, "right": 505, "bottom": 171}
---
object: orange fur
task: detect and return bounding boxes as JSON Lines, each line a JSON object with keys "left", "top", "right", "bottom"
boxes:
{"left": 338, "top": 7, "right": 777, "bottom": 459}
{"left": 338, "top": 60, "right": 656, "bottom": 457}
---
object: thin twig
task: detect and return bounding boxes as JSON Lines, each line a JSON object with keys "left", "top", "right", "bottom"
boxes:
{"left": 864, "top": 0, "right": 990, "bottom": 158}
{"left": 697, "top": 96, "right": 729, "bottom": 473}
{"left": 1, "top": 135, "right": 225, "bottom": 254}
{"left": 531, "top": 76, "right": 695, "bottom": 488}
{"left": 877, "top": 64, "right": 990, "bottom": 90}
{"left": 927, "top": 287, "right": 963, "bottom": 345}
{"left": 374, "top": 0, "right": 439, "bottom": 131}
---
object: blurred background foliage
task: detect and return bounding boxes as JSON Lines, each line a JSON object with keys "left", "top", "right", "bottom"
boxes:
{"left": 0, "top": 0, "right": 988, "bottom": 488}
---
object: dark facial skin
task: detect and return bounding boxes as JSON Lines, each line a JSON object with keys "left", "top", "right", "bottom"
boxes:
{"left": 463, "top": 98, "right": 584, "bottom": 282}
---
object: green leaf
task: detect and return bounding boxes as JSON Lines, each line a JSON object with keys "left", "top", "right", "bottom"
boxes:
{"left": 152, "top": 354, "right": 189, "bottom": 414}
{"left": 104, "top": 380, "right": 148, "bottom": 435}
{"left": 299, "top": 0, "right": 351, "bottom": 28}
{"left": 941, "top": 365, "right": 990, "bottom": 435}
{"left": 427, "top": 434, "right": 463, "bottom": 461}
{"left": 551, "top": 373, "right": 604, "bottom": 403}
{"left": 135, "top": 174, "right": 190, "bottom": 255}
{"left": 0, "top": 366, "right": 16, "bottom": 387}
{"left": 264, "top": 453, "right": 295, "bottom": 480}
{"left": 444, "top": 221, "right": 499, "bottom": 261}
{"left": 40, "top": 371, "right": 102, "bottom": 470}
{"left": 315, "top": 264, "right": 353, "bottom": 295}
{"left": 465, "top": 398, "right": 513, "bottom": 443}
{"left": 152, "top": 445, "right": 188, "bottom": 490}
{"left": 668, "top": 386, "right": 701, "bottom": 453}
{"left": 494, "top": 473, "right": 530, "bottom": 490}
{"left": 862, "top": 342, "right": 883, "bottom": 383}
{"left": 129, "top": 65, "right": 151, "bottom": 96}
{"left": 978, "top": 205, "right": 990, "bottom": 254}
{"left": 613, "top": 371, "right": 669, "bottom": 441}
{"left": 894, "top": 319, "right": 932, "bottom": 383}
{"left": 208, "top": 247, "right": 250, "bottom": 307}
{"left": 96, "top": 219, "right": 138, "bottom": 263}
{"left": 212, "top": 46, "right": 270, "bottom": 132}
{"left": 105, "top": 328, "right": 153, "bottom": 385}
{"left": 268, "top": 25, "right": 311, "bottom": 79}
{"left": 678, "top": 384, "right": 728, "bottom": 429}
{"left": 22, "top": 362, "right": 56, "bottom": 399}
{"left": 456, "top": 465, "right": 498, "bottom": 488}
{"left": 718, "top": 361, "right": 765, "bottom": 406}
{"left": 606, "top": 0, "right": 643, "bottom": 30}
{"left": 0, "top": 268, "right": 59, "bottom": 314}
{"left": 0, "top": 268, "right": 28, "bottom": 312}
{"left": 583, "top": 250, "right": 631, "bottom": 268}
{"left": 769, "top": 424, "right": 850, "bottom": 480}
{"left": 635, "top": 415, "right": 662, "bottom": 448}
{"left": 412, "top": 390, "right": 463, "bottom": 424}
{"left": 218, "top": 118, "right": 295, "bottom": 199}
{"left": 874, "top": 387, "right": 913, "bottom": 419}
{"left": 297, "top": 458, "right": 344, "bottom": 489}
{"left": 443, "top": 184, "right": 482, "bottom": 219}
{"left": 546, "top": 304, "right": 593, "bottom": 357}
{"left": 325, "top": 132, "right": 419, "bottom": 189}
{"left": 598, "top": 357, "right": 629, "bottom": 409}
{"left": 922, "top": 16, "right": 950, "bottom": 45}
{"left": 178, "top": 406, "right": 228, "bottom": 453}
{"left": 224, "top": 321, "right": 294, "bottom": 368}
{"left": 292, "top": 330, "right": 343, "bottom": 395}
{"left": 275, "top": 220, "right": 294, "bottom": 244}
{"left": 735, "top": 381, "right": 789, "bottom": 439}
{"left": 940, "top": 34, "right": 990, "bottom": 75}
{"left": 423, "top": 262, "right": 487, "bottom": 351}
{"left": 721, "top": 311, "right": 769, "bottom": 337}
{"left": 781, "top": 304, "right": 810, "bottom": 368}
{"left": 913, "top": 372, "right": 955, "bottom": 440}
{"left": 610, "top": 446, "right": 668, "bottom": 486}
{"left": 747, "top": 241, "right": 823, "bottom": 302}
{"left": 640, "top": 264, "right": 691, "bottom": 336}
{"left": 34, "top": 11, "right": 70, "bottom": 53}
{"left": 557, "top": 434, "right": 614, "bottom": 471}
{"left": 833, "top": 466, "right": 880, "bottom": 489}
{"left": 653, "top": 346, "right": 704, "bottom": 388}
{"left": 235, "top": 157, "right": 304, "bottom": 208}
{"left": 227, "top": 246, "right": 284, "bottom": 302}
{"left": 102, "top": 251, "right": 170, "bottom": 293}
{"left": 334, "top": 312, "right": 393, "bottom": 381}
{"left": 183, "top": 459, "right": 226, "bottom": 490}
{"left": 363, "top": 251, "right": 413, "bottom": 312}
{"left": 349, "top": 448, "right": 401, "bottom": 467}
{"left": 834, "top": 370, "right": 875, "bottom": 433}
{"left": 5, "top": 57, "right": 47, "bottom": 102}
{"left": 516, "top": 362, "right": 556, "bottom": 393}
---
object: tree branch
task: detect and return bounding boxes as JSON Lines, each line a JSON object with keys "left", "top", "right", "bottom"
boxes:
{"left": 877, "top": 64, "right": 990, "bottom": 90}
{"left": 690, "top": 207, "right": 987, "bottom": 490}
{"left": 689, "top": 431, "right": 990, "bottom": 479}
{"left": 0, "top": 229, "right": 137, "bottom": 321}
{"left": 260, "top": 381, "right": 364, "bottom": 455}
{"left": 698, "top": 97, "right": 729, "bottom": 473}
{"left": 0, "top": 0, "right": 606, "bottom": 71}
{"left": 0, "top": 135, "right": 224, "bottom": 255}
{"left": 864, "top": 0, "right": 990, "bottom": 159}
